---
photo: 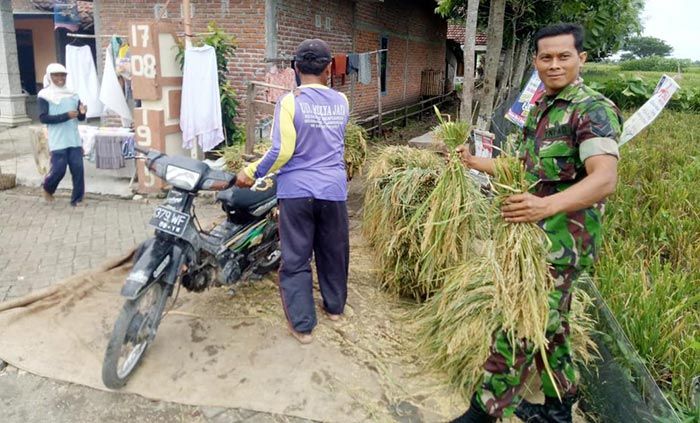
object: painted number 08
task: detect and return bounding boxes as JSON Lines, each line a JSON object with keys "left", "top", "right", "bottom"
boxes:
{"left": 132, "top": 54, "right": 157, "bottom": 79}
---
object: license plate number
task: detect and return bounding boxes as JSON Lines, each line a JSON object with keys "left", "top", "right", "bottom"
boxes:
{"left": 149, "top": 206, "right": 190, "bottom": 237}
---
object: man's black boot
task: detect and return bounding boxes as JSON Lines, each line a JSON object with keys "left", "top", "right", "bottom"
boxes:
{"left": 514, "top": 399, "right": 548, "bottom": 422}
{"left": 541, "top": 394, "right": 577, "bottom": 423}
{"left": 451, "top": 394, "right": 497, "bottom": 423}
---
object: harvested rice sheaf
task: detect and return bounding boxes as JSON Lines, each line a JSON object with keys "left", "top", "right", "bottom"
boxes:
{"left": 414, "top": 156, "right": 598, "bottom": 399}
{"left": 363, "top": 146, "right": 444, "bottom": 298}
{"left": 490, "top": 156, "right": 553, "bottom": 355}
{"left": 405, "top": 155, "right": 488, "bottom": 299}
{"left": 344, "top": 121, "right": 368, "bottom": 180}
{"left": 363, "top": 145, "right": 489, "bottom": 300}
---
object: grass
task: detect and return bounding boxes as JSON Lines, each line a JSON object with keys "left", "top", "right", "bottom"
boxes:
{"left": 583, "top": 63, "right": 700, "bottom": 91}
{"left": 595, "top": 110, "right": 700, "bottom": 419}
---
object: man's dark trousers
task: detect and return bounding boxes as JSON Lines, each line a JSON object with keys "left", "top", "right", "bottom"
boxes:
{"left": 278, "top": 197, "right": 349, "bottom": 334}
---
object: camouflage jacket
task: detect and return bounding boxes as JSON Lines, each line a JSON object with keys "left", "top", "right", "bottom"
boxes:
{"left": 518, "top": 80, "right": 623, "bottom": 271}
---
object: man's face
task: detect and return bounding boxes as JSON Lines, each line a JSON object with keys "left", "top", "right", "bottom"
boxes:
{"left": 534, "top": 34, "right": 586, "bottom": 95}
{"left": 50, "top": 73, "right": 67, "bottom": 87}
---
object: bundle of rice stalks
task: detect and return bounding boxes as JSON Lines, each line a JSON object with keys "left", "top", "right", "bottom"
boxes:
{"left": 414, "top": 259, "right": 598, "bottom": 399}
{"left": 363, "top": 146, "right": 444, "bottom": 297}
{"left": 218, "top": 139, "right": 272, "bottom": 172}
{"left": 413, "top": 254, "right": 499, "bottom": 396}
{"left": 490, "top": 155, "right": 556, "bottom": 389}
{"left": 404, "top": 155, "right": 489, "bottom": 299}
{"left": 363, "top": 146, "right": 443, "bottom": 243}
{"left": 433, "top": 106, "right": 470, "bottom": 150}
{"left": 344, "top": 121, "right": 368, "bottom": 180}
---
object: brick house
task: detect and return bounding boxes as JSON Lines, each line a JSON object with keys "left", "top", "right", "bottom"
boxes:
{"left": 94, "top": 0, "right": 448, "bottom": 122}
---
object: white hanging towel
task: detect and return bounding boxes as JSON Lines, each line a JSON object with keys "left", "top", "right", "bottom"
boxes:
{"left": 99, "top": 46, "right": 132, "bottom": 121}
{"left": 180, "top": 45, "right": 224, "bottom": 152}
{"left": 65, "top": 45, "right": 103, "bottom": 118}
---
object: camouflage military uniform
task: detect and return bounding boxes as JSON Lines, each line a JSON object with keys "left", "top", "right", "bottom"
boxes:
{"left": 476, "top": 80, "right": 623, "bottom": 418}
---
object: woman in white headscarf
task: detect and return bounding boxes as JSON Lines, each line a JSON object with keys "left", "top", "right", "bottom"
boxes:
{"left": 38, "top": 63, "right": 87, "bottom": 206}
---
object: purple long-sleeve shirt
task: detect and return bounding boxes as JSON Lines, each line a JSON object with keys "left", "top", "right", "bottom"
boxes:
{"left": 245, "top": 83, "right": 349, "bottom": 201}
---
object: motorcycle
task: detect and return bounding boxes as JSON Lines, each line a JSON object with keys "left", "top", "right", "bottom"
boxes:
{"left": 101, "top": 148, "right": 280, "bottom": 389}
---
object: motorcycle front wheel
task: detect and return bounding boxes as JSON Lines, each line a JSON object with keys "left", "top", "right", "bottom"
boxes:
{"left": 101, "top": 280, "right": 170, "bottom": 389}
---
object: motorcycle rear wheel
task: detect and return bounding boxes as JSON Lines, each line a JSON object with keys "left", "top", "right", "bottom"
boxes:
{"left": 101, "top": 280, "right": 169, "bottom": 389}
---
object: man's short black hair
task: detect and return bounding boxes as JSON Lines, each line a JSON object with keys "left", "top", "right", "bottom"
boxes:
{"left": 534, "top": 23, "right": 585, "bottom": 53}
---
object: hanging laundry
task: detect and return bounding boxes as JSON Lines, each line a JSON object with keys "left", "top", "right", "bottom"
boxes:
{"left": 99, "top": 46, "right": 132, "bottom": 122}
{"left": 110, "top": 36, "right": 122, "bottom": 63}
{"left": 331, "top": 54, "right": 347, "bottom": 85}
{"left": 121, "top": 136, "right": 136, "bottom": 159}
{"left": 65, "top": 45, "right": 103, "bottom": 119}
{"left": 265, "top": 65, "right": 296, "bottom": 103}
{"left": 53, "top": 1, "right": 80, "bottom": 32}
{"left": 347, "top": 53, "right": 359, "bottom": 75}
{"left": 115, "top": 43, "right": 132, "bottom": 80}
{"left": 357, "top": 53, "right": 372, "bottom": 85}
{"left": 180, "top": 45, "right": 224, "bottom": 153}
{"left": 358, "top": 53, "right": 372, "bottom": 85}
{"left": 94, "top": 135, "right": 125, "bottom": 169}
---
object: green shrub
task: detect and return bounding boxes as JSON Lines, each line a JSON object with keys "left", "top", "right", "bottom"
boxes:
{"left": 619, "top": 56, "right": 692, "bottom": 72}
{"left": 587, "top": 75, "right": 700, "bottom": 112}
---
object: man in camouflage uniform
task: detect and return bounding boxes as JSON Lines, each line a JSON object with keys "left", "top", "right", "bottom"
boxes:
{"left": 454, "top": 23, "right": 623, "bottom": 423}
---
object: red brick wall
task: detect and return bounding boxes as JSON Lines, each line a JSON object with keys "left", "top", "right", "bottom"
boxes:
{"left": 96, "top": 0, "right": 445, "bottom": 122}
{"left": 350, "top": 1, "right": 447, "bottom": 116}
{"left": 276, "top": 0, "right": 446, "bottom": 117}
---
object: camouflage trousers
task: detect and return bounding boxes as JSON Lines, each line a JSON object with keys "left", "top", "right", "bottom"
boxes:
{"left": 475, "top": 266, "right": 580, "bottom": 418}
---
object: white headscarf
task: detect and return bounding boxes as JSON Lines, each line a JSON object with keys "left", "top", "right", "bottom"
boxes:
{"left": 37, "top": 63, "right": 76, "bottom": 105}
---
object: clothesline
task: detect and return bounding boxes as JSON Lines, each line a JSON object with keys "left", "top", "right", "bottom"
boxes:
{"left": 359, "top": 48, "right": 388, "bottom": 55}
{"left": 66, "top": 33, "right": 126, "bottom": 39}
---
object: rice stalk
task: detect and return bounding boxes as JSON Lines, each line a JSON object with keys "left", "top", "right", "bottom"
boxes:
{"left": 570, "top": 287, "right": 600, "bottom": 365}
{"left": 344, "top": 121, "right": 368, "bottom": 180}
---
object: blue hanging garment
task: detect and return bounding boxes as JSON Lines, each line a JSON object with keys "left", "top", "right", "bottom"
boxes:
{"left": 54, "top": 1, "right": 81, "bottom": 32}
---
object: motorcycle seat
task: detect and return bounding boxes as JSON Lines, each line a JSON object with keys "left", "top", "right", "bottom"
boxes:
{"left": 216, "top": 175, "right": 277, "bottom": 213}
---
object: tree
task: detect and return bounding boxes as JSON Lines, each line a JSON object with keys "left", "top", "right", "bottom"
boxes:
{"left": 624, "top": 36, "right": 673, "bottom": 58}
{"left": 436, "top": 0, "right": 643, "bottom": 125}
{"left": 476, "top": 0, "right": 506, "bottom": 130}
{"left": 461, "top": 0, "right": 480, "bottom": 123}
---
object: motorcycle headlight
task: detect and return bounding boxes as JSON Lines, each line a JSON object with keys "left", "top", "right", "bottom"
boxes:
{"left": 165, "top": 165, "right": 201, "bottom": 190}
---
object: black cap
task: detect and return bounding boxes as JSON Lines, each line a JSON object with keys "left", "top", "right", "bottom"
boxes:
{"left": 294, "top": 39, "right": 332, "bottom": 63}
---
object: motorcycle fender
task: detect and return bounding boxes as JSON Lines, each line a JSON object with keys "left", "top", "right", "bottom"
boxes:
{"left": 121, "top": 242, "right": 184, "bottom": 300}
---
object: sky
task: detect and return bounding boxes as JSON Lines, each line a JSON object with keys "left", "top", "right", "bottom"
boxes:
{"left": 642, "top": 0, "right": 700, "bottom": 60}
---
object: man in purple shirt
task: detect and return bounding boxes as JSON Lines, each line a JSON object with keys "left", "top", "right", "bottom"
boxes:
{"left": 236, "top": 39, "right": 350, "bottom": 344}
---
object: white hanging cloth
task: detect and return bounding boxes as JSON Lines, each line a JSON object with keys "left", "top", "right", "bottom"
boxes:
{"left": 180, "top": 45, "right": 224, "bottom": 152}
{"left": 65, "top": 45, "right": 103, "bottom": 118}
{"left": 99, "top": 46, "right": 132, "bottom": 121}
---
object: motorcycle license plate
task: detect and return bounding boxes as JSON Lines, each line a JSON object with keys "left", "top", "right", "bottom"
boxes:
{"left": 149, "top": 206, "right": 190, "bottom": 237}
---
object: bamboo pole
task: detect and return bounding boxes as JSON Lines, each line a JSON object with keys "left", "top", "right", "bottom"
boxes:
{"left": 376, "top": 50, "right": 383, "bottom": 135}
